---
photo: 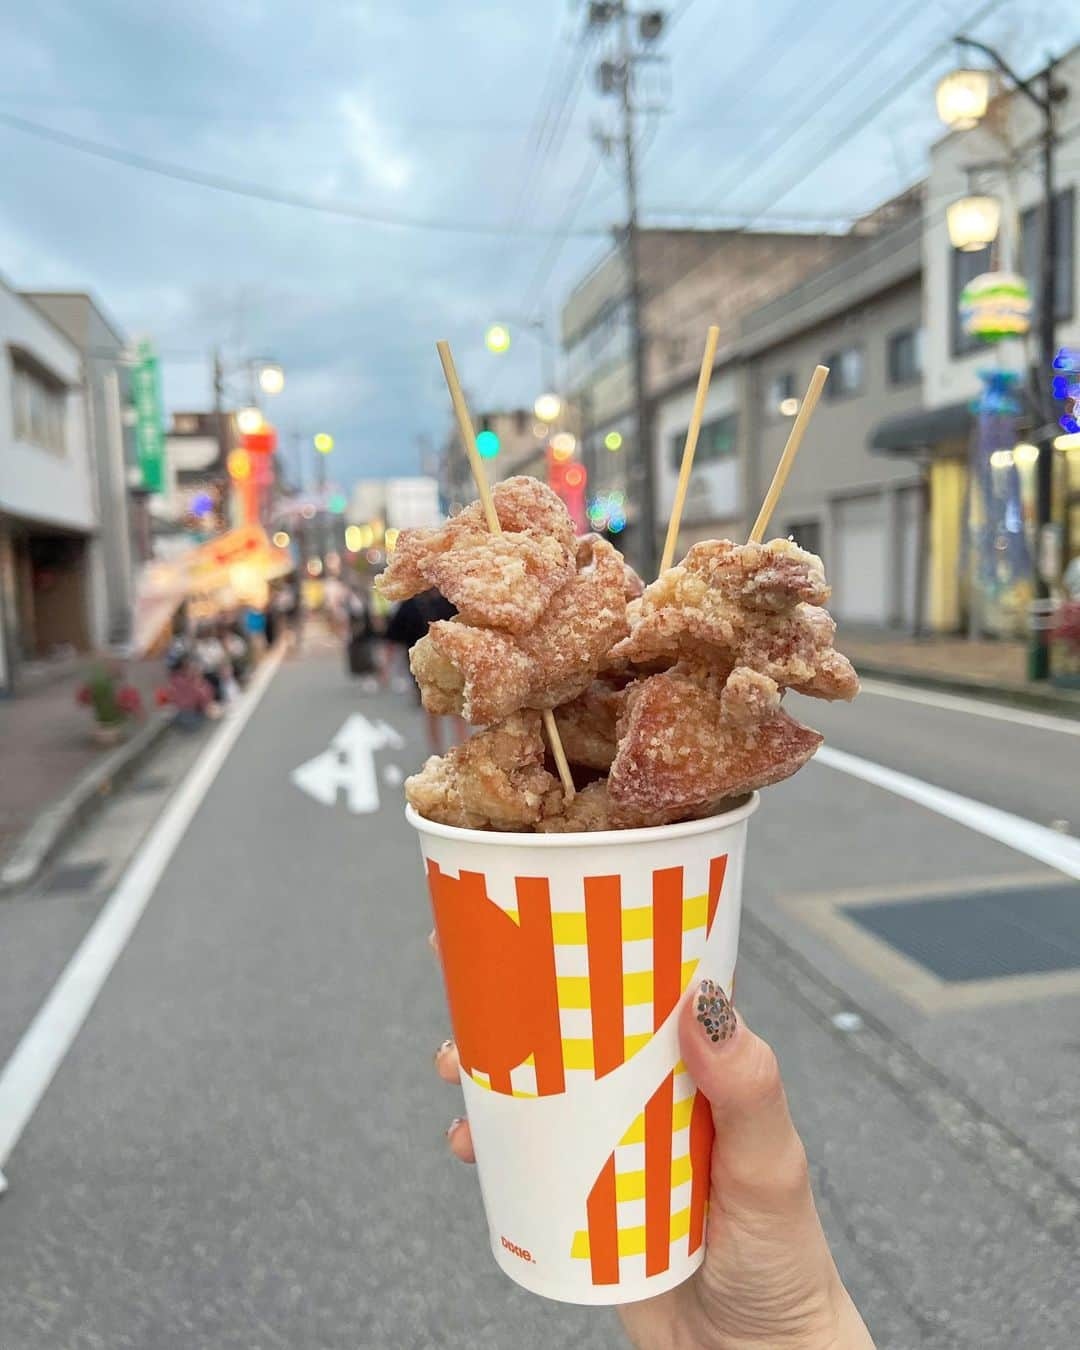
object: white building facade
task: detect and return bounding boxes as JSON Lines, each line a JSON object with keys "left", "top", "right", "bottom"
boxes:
{"left": 0, "top": 278, "right": 106, "bottom": 692}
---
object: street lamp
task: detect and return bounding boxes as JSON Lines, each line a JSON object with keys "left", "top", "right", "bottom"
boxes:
{"left": 937, "top": 35, "right": 1069, "bottom": 680}
{"left": 257, "top": 363, "right": 286, "bottom": 396}
{"left": 236, "top": 407, "right": 264, "bottom": 435}
{"left": 534, "top": 393, "right": 562, "bottom": 423}
{"left": 945, "top": 194, "right": 1001, "bottom": 251}
{"left": 935, "top": 68, "right": 991, "bottom": 129}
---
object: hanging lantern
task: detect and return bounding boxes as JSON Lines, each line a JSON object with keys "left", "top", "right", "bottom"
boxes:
{"left": 960, "top": 272, "right": 1032, "bottom": 343}
{"left": 946, "top": 195, "right": 1000, "bottom": 251}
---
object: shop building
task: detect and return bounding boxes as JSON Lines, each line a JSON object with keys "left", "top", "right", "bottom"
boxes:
{"left": 0, "top": 277, "right": 106, "bottom": 692}
{"left": 23, "top": 292, "right": 138, "bottom": 642}
{"left": 739, "top": 211, "right": 927, "bottom": 629}
{"left": 893, "top": 43, "right": 1080, "bottom": 634}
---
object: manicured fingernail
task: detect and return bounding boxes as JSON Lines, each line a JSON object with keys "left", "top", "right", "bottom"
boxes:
{"left": 434, "top": 1039, "right": 453, "bottom": 1061}
{"left": 695, "top": 979, "right": 736, "bottom": 1045}
{"left": 446, "top": 1116, "right": 465, "bottom": 1138}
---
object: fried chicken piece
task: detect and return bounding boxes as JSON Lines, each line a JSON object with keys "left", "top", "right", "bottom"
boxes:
{"left": 577, "top": 533, "right": 644, "bottom": 599}
{"left": 552, "top": 679, "right": 627, "bottom": 771}
{"left": 719, "top": 667, "right": 781, "bottom": 725}
{"left": 409, "top": 537, "right": 629, "bottom": 724}
{"left": 405, "top": 712, "right": 558, "bottom": 831}
{"left": 377, "top": 477, "right": 576, "bottom": 634}
{"left": 537, "top": 780, "right": 678, "bottom": 833}
{"left": 607, "top": 668, "right": 823, "bottom": 820}
{"left": 615, "top": 538, "right": 858, "bottom": 701}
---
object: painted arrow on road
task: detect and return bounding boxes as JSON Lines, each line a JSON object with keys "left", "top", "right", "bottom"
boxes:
{"left": 290, "top": 714, "right": 404, "bottom": 815}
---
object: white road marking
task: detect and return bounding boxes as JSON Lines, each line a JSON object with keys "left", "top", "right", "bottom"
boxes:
{"left": 858, "top": 677, "right": 1080, "bottom": 737}
{"left": 0, "top": 645, "right": 284, "bottom": 1173}
{"left": 290, "top": 714, "right": 403, "bottom": 814}
{"left": 815, "top": 745, "right": 1080, "bottom": 881}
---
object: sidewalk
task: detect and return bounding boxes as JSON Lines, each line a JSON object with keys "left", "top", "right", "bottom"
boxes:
{"left": 840, "top": 629, "right": 1080, "bottom": 714}
{"left": 0, "top": 658, "right": 163, "bottom": 868}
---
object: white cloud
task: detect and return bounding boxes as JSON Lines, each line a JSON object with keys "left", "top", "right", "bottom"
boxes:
{"left": 338, "top": 94, "right": 412, "bottom": 193}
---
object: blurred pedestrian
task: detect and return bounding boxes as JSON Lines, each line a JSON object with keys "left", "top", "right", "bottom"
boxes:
{"left": 345, "top": 582, "right": 377, "bottom": 678}
{"left": 385, "top": 589, "right": 466, "bottom": 754}
{"left": 161, "top": 652, "right": 214, "bottom": 730}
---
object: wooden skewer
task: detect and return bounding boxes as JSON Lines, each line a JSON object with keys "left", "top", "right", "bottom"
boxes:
{"left": 748, "top": 364, "right": 829, "bottom": 544}
{"left": 660, "top": 324, "right": 720, "bottom": 575}
{"left": 434, "top": 339, "right": 576, "bottom": 801}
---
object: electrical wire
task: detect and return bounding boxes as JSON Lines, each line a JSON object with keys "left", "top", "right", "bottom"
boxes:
{"left": 687, "top": 0, "right": 929, "bottom": 213}
{"left": 0, "top": 109, "right": 611, "bottom": 239}
{"left": 740, "top": 0, "right": 1011, "bottom": 226}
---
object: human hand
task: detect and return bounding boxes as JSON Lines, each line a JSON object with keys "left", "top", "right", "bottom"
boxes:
{"left": 435, "top": 974, "right": 874, "bottom": 1350}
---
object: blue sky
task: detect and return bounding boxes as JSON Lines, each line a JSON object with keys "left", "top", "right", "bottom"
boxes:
{"left": 1, "top": 0, "right": 1072, "bottom": 492}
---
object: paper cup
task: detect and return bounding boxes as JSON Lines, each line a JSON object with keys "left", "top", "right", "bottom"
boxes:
{"left": 407, "top": 793, "right": 758, "bottom": 1305}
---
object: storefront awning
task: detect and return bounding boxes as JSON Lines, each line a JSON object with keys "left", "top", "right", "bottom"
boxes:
{"left": 869, "top": 402, "right": 972, "bottom": 455}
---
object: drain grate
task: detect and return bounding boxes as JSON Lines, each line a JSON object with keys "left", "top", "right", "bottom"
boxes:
{"left": 41, "top": 861, "right": 107, "bottom": 895}
{"left": 843, "top": 884, "right": 1080, "bottom": 983}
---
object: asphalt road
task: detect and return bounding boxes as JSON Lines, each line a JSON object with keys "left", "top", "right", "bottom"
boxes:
{"left": 0, "top": 644, "right": 1077, "bottom": 1349}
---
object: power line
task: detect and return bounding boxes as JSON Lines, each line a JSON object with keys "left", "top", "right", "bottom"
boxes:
{"left": 740, "top": 0, "right": 1011, "bottom": 226}
{"left": 687, "top": 0, "right": 928, "bottom": 213}
{"left": 0, "top": 109, "right": 612, "bottom": 239}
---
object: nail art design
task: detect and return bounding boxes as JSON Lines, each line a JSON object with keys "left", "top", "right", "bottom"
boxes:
{"left": 446, "top": 1116, "right": 465, "bottom": 1137}
{"left": 435, "top": 1038, "right": 453, "bottom": 1059}
{"left": 695, "top": 979, "right": 736, "bottom": 1044}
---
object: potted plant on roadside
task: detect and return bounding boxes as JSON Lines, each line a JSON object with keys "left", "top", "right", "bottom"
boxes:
{"left": 75, "top": 666, "right": 144, "bottom": 746}
{"left": 1051, "top": 599, "right": 1080, "bottom": 689}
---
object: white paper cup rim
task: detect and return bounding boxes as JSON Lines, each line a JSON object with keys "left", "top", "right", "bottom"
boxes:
{"left": 405, "top": 791, "right": 759, "bottom": 848}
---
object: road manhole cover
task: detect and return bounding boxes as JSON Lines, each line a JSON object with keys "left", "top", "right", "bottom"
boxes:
{"left": 41, "top": 862, "right": 107, "bottom": 895}
{"left": 843, "top": 884, "right": 1080, "bottom": 983}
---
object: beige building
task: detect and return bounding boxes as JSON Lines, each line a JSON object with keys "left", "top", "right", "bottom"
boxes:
{"left": 738, "top": 212, "right": 926, "bottom": 629}
{"left": 560, "top": 228, "right": 861, "bottom": 563}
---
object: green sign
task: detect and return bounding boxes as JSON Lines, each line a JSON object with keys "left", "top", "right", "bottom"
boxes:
{"left": 130, "top": 337, "right": 165, "bottom": 493}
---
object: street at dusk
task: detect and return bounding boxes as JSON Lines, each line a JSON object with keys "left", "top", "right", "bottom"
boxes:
{"left": 3, "top": 3, "right": 1080, "bottom": 1348}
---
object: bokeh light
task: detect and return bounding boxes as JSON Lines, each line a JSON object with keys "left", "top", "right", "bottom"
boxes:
{"left": 313, "top": 432, "right": 334, "bottom": 453}
{"left": 272, "top": 530, "right": 290, "bottom": 548}
{"left": 484, "top": 324, "right": 511, "bottom": 354}
{"left": 236, "top": 408, "right": 264, "bottom": 435}
{"left": 385, "top": 528, "right": 400, "bottom": 552}
{"left": 604, "top": 430, "right": 623, "bottom": 451}
{"left": 226, "top": 449, "right": 251, "bottom": 480}
{"left": 476, "top": 429, "right": 500, "bottom": 459}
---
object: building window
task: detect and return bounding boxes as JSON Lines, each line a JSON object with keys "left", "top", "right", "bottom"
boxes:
{"left": 887, "top": 328, "right": 923, "bottom": 385}
{"left": 950, "top": 242, "right": 992, "bottom": 356}
{"left": 784, "top": 519, "right": 822, "bottom": 559}
{"left": 1020, "top": 188, "right": 1075, "bottom": 323}
{"left": 669, "top": 412, "right": 737, "bottom": 470}
{"left": 765, "top": 371, "right": 796, "bottom": 417}
{"left": 11, "top": 354, "right": 67, "bottom": 453}
{"left": 821, "top": 346, "right": 863, "bottom": 399}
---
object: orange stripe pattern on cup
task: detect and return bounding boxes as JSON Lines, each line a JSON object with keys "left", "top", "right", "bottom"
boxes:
{"left": 426, "top": 854, "right": 727, "bottom": 1287}
{"left": 427, "top": 855, "right": 727, "bottom": 1099}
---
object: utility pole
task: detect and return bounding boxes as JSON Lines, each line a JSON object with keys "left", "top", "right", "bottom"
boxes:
{"left": 591, "top": 2, "right": 667, "bottom": 577}
{"left": 618, "top": 4, "right": 654, "bottom": 578}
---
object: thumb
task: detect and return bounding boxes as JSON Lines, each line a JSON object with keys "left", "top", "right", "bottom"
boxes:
{"left": 678, "top": 979, "right": 811, "bottom": 1212}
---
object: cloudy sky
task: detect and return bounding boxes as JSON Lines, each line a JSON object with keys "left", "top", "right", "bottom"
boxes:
{"left": 2, "top": 0, "right": 1072, "bottom": 492}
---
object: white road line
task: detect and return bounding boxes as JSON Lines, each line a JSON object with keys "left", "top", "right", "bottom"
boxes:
{"left": 0, "top": 645, "right": 284, "bottom": 1171}
{"left": 815, "top": 745, "right": 1080, "bottom": 881}
{"left": 858, "top": 677, "right": 1080, "bottom": 737}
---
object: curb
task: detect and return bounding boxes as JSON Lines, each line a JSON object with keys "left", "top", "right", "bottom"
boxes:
{"left": 0, "top": 712, "right": 175, "bottom": 894}
{"left": 854, "top": 661, "right": 1080, "bottom": 720}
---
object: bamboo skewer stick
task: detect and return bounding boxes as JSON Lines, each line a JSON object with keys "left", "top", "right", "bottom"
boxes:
{"left": 434, "top": 339, "right": 576, "bottom": 801}
{"left": 660, "top": 324, "right": 720, "bottom": 575}
{"left": 748, "top": 364, "right": 829, "bottom": 544}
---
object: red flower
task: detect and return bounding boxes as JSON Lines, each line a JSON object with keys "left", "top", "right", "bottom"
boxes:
{"left": 1053, "top": 600, "right": 1080, "bottom": 652}
{"left": 75, "top": 684, "right": 92, "bottom": 706}
{"left": 116, "top": 685, "right": 143, "bottom": 717}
